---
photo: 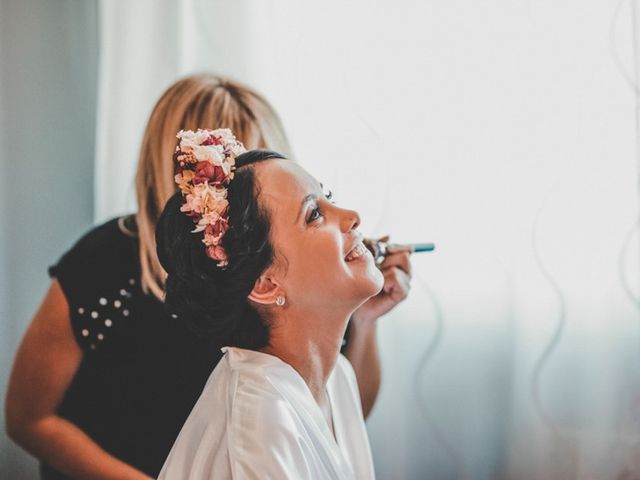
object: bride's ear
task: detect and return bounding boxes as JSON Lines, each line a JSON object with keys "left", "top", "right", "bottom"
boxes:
{"left": 248, "top": 272, "right": 281, "bottom": 305}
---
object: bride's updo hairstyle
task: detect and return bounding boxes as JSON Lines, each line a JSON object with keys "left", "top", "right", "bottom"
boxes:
{"left": 156, "top": 148, "right": 286, "bottom": 349}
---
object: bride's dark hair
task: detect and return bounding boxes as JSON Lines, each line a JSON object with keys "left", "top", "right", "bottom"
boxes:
{"left": 156, "top": 149, "right": 286, "bottom": 349}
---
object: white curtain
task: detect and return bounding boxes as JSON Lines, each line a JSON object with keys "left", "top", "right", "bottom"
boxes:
{"left": 97, "top": 1, "right": 640, "bottom": 479}
{"left": 95, "top": 0, "right": 254, "bottom": 220}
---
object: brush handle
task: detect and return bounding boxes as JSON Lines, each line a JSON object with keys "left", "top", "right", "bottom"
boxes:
{"left": 411, "top": 243, "right": 436, "bottom": 253}
{"left": 364, "top": 240, "right": 436, "bottom": 266}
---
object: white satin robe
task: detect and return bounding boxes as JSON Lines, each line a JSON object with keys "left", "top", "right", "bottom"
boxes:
{"left": 158, "top": 347, "right": 375, "bottom": 480}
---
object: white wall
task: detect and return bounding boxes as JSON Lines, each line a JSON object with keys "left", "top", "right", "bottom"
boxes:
{"left": 0, "top": 1, "right": 98, "bottom": 477}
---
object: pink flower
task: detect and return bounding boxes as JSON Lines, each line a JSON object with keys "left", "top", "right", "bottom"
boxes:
{"left": 193, "top": 209, "right": 228, "bottom": 233}
{"left": 173, "top": 128, "right": 248, "bottom": 268}
{"left": 206, "top": 219, "right": 228, "bottom": 238}
{"left": 206, "top": 244, "right": 228, "bottom": 264}
{"left": 180, "top": 196, "right": 199, "bottom": 215}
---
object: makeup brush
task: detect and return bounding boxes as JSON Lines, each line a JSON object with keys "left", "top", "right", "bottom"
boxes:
{"left": 363, "top": 239, "right": 436, "bottom": 266}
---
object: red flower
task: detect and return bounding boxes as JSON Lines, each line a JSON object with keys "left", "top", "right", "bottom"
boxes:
{"left": 205, "top": 218, "right": 228, "bottom": 238}
{"left": 193, "top": 161, "right": 214, "bottom": 184}
{"left": 193, "top": 161, "right": 228, "bottom": 185}
{"left": 206, "top": 245, "right": 227, "bottom": 262}
{"left": 200, "top": 136, "right": 215, "bottom": 146}
{"left": 211, "top": 165, "right": 228, "bottom": 185}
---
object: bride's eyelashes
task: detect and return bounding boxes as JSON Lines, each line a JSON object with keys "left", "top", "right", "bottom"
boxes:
{"left": 306, "top": 205, "right": 323, "bottom": 224}
{"left": 305, "top": 190, "right": 337, "bottom": 224}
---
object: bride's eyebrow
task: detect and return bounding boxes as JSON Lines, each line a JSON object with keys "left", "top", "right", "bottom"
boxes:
{"left": 319, "top": 182, "right": 332, "bottom": 197}
{"left": 294, "top": 180, "right": 329, "bottom": 222}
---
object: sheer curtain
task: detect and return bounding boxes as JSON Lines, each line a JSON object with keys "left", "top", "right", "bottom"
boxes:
{"left": 97, "top": 1, "right": 640, "bottom": 478}
{"left": 95, "top": 0, "right": 254, "bottom": 220}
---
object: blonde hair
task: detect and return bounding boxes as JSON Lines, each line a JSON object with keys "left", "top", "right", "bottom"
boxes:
{"left": 135, "top": 74, "right": 291, "bottom": 300}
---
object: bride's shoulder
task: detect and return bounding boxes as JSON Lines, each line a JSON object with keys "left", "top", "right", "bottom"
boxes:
{"left": 218, "top": 347, "right": 293, "bottom": 398}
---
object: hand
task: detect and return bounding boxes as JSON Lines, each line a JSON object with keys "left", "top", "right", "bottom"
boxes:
{"left": 354, "top": 236, "right": 413, "bottom": 326}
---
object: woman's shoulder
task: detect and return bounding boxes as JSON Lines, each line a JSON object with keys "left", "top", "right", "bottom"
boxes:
{"left": 50, "top": 215, "right": 139, "bottom": 277}
{"left": 63, "top": 215, "right": 137, "bottom": 256}
{"left": 48, "top": 216, "right": 144, "bottom": 354}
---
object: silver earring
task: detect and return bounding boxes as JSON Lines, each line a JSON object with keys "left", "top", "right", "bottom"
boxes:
{"left": 275, "top": 296, "right": 286, "bottom": 306}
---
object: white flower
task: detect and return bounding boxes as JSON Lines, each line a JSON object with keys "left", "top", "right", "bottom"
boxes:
{"left": 215, "top": 128, "right": 236, "bottom": 145}
{"left": 219, "top": 159, "right": 234, "bottom": 176}
{"left": 230, "top": 144, "right": 246, "bottom": 156}
{"left": 177, "top": 129, "right": 211, "bottom": 146}
{"left": 192, "top": 144, "right": 225, "bottom": 164}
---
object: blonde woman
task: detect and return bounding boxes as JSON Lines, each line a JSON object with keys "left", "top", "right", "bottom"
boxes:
{"left": 5, "top": 74, "right": 412, "bottom": 479}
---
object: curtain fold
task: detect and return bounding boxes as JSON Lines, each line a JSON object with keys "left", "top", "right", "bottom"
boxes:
{"left": 95, "top": 0, "right": 253, "bottom": 221}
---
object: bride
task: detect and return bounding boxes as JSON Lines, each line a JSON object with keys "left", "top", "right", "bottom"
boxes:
{"left": 155, "top": 128, "right": 383, "bottom": 479}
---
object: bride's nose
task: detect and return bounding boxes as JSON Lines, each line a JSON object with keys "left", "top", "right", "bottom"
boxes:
{"left": 339, "top": 207, "right": 360, "bottom": 233}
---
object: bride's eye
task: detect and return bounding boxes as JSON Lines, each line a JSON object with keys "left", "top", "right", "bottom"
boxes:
{"left": 307, "top": 207, "right": 322, "bottom": 223}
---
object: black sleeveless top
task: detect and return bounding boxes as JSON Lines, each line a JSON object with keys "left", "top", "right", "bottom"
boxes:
{"left": 43, "top": 217, "right": 221, "bottom": 478}
{"left": 43, "top": 216, "right": 352, "bottom": 478}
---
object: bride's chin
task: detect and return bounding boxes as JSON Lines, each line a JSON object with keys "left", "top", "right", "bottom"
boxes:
{"left": 370, "top": 268, "right": 385, "bottom": 293}
{"left": 343, "top": 252, "right": 384, "bottom": 295}
{"left": 358, "top": 266, "right": 384, "bottom": 297}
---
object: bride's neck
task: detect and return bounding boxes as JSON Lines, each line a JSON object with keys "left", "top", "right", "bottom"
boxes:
{"left": 261, "top": 308, "right": 351, "bottom": 403}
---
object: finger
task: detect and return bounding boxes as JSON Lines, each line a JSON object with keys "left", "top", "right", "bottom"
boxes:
{"left": 385, "top": 243, "right": 414, "bottom": 254}
{"left": 378, "top": 235, "right": 390, "bottom": 243}
{"left": 380, "top": 251, "right": 412, "bottom": 277}
{"left": 389, "top": 283, "right": 409, "bottom": 302}
{"left": 381, "top": 267, "right": 411, "bottom": 296}
{"left": 384, "top": 275, "right": 410, "bottom": 302}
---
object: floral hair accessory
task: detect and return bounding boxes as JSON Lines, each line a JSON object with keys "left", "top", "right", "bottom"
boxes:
{"left": 173, "top": 128, "right": 247, "bottom": 267}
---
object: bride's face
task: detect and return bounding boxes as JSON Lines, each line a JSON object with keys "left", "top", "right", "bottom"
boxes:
{"left": 255, "top": 160, "right": 383, "bottom": 312}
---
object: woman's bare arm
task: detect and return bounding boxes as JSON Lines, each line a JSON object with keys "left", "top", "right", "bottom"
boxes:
{"left": 343, "top": 244, "right": 412, "bottom": 418}
{"left": 5, "top": 280, "right": 152, "bottom": 480}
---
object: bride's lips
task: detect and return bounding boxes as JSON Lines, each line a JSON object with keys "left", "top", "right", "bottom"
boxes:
{"left": 344, "top": 241, "right": 370, "bottom": 262}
